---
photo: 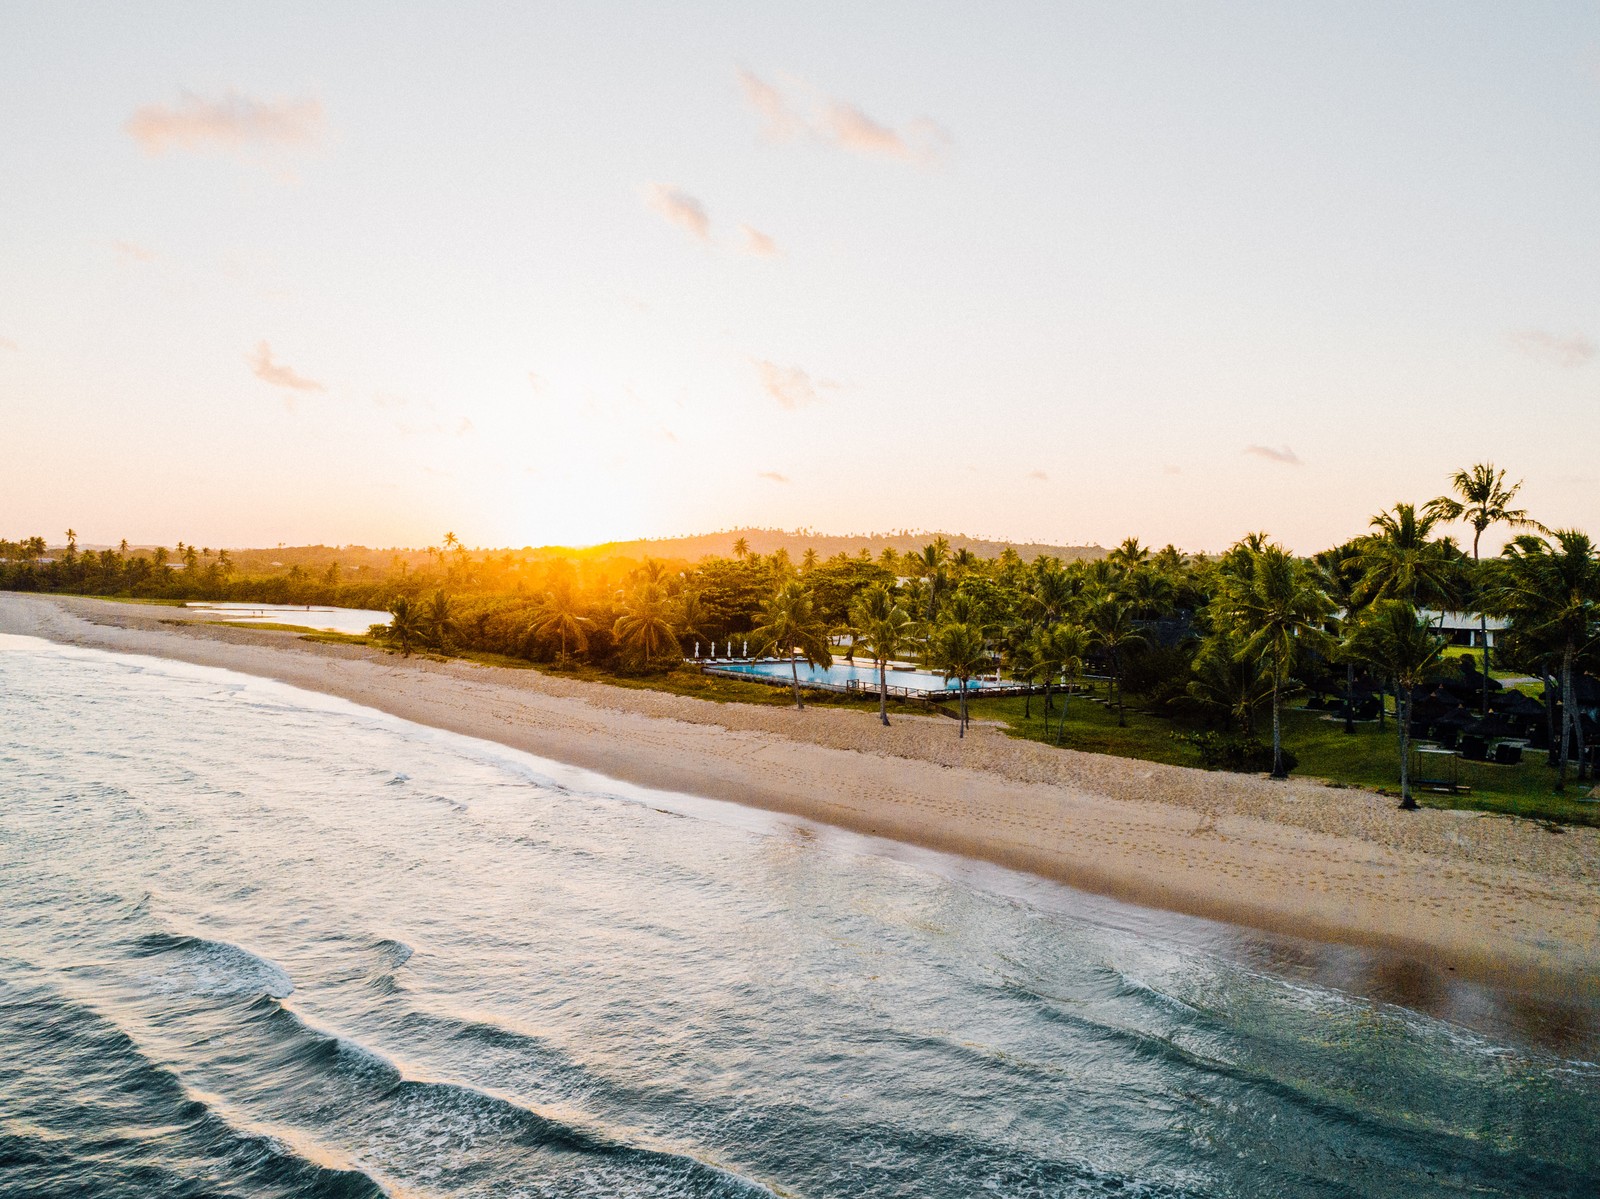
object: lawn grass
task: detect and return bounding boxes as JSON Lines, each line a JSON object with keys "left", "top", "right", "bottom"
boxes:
{"left": 968, "top": 686, "right": 1600, "bottom": 828}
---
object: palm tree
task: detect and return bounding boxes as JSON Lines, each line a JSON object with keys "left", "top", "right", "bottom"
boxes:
{"left": 1046, "top": 623, "right": 1090, "bottom": 745}
{"left": 751, "top": 579, "right": 832, "bottom": 709}
{"left": 801, "top": 547, "right": 819, "bottom": 574}
{"left": 1187, "top": 628, "right": 1274, "bottom": 736}
{"left": 533, "top": 586, "right": 595, "bottom": 660}
{"left": 674, "top": 589, "right": 713, "bottom": 652}
{"left": 1354, "top": 503, "right": 1461, "bottom": 609}
{"left": 1346, "top": 601, "right": 1447, "bottom": 809}
{"left": 423, "top": 589, "right": 457, "bottom": 650}
{"left": 1227, "top": 545, "right": 1334, "bottom": 778}
{"left": 385, "top": 596, "right": 424, "bottom": 657}
{"left": 1424, "top": 464, "right": 1542, "bottom": 714}
{"left": 1087, "top": 599, "right": 1146, "bottom": 726}
{"left": 613, "top": 581, "right": 681, "bottom": 669}
{"left": 732, "top": 537, "right": 750, "bottom": 560}
{"left": 849, "top": 583, "right": 916, "bottom": 725}
{"left": 1108, "top": 537, "right": 1149, "bottom": 570}
{"left": 1490, "top": 532, "right": 1600, "bottom": 790}
{"left": 929, "top": 621, "right": 988, "bottom": 737}
{"left": 1315, "top": 540, "right": 1369, "bottom": 735}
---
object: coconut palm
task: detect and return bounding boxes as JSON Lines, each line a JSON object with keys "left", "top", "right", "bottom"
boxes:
{"left": 613, "top": 581, "right": 680, "bottom": 669}
{"left": 1046, "top": 623, "right": 1090, "bottom": 745}
{"left": 385, "top": 596, "right": 424, "bottom": 657}
{"left": 1314, "top": 540, "right": 1369, "bottom": 735}
{"left": 533, "top": 586, "right": 595, "bottom": 660}
{"left": 1108, "top": 537, "right": 1149, "bottom": 570}
{"left": 732, "top": 537, "right": 750, "bottom": 560}
{"left": 750, "top": 579, "right": 832, "bottom": 709}
{"left": 1227, "top": 545, "right": 1334, "bottom": 778}
{"left": 1490, "top": 531, "right": 1600, "bottom": 789}
{"left": 849, "top": 583, "right": 917, "bottom": 726}
{"left": 1354, "top": 503, "right": 1462, "bottom": 609}
{"left": 1087, "top": 599, "right": 1146, "bottom": 727}
{"left": 423, "top": 589, "right": 457, "bottom": 650}
{"left": 1346, "top": 601, "right": 1447, "bottom": 809}
{"left": 1424, "top": 463, "right": 1543, "bottom": 714}
{"left": 1187, "top": 628, "right": 1274, "bottom": 736}
{"left": 674, "top": 589, "right": 713, "bottom": 651}
{"left": 929, "top": 621, "right": 988, "bottom": 737}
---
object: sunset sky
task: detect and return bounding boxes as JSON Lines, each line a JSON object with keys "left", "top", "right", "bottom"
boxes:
{"left": 2, "top": 2, "right": 1596, "bottom": 554}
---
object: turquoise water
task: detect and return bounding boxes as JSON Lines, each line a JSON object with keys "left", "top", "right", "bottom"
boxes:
{"left": 2, "top": 633, "right": 1597, "bottom": 1197}
{"left": 710, "top": 659, "right": 987, "bottom": 693}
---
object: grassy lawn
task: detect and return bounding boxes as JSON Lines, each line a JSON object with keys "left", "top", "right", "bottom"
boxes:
{"left": 968, "top": 686, "right": 1600, "bottom": 828}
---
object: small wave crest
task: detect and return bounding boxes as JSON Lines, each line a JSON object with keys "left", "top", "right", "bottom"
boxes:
{"left": 132, "top": 930, "right": 295, "bottom": 1000}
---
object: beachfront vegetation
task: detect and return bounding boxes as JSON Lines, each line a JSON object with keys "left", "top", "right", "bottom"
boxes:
{"left": 6, "top": 461, "right": 1599, "bottom": 821}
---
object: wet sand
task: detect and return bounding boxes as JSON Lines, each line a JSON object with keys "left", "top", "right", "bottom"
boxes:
{"left": 5, "top": 594, "right": 1597, "bottom": 1018}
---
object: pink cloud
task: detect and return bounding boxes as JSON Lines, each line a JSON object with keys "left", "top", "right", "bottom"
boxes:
{"left": 125, "top": 92, "right": 322, "bottom": 156}
{"left": 738, "top": 70, "right": 801, "bottom": 140}
{"left": 1244, "top": 444, "right": 1302, "bottom": 466}
{"left": 645, "top": 183, "right": 710, "bottom": 241}
{"left": 752, "top": 359, "right": 823, "bottom": 410}
{"left": 758, "top": 470, "right": 790, "bottom": 483}
{"left": 1509, "top": 329, "right": 1595, "bottom": 368}
{"left": 738, "top": 71, "right": 949, "bottom": 164}
{"left": 248, "top": 342, "right": 324, "bottom": 392}
{"left": 738, "top": 224, "right": 779, "bottom": 258}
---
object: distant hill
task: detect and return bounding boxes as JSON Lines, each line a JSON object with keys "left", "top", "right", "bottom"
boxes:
{"left": 555, "top": 528, "right": 1106, "bottom": 563}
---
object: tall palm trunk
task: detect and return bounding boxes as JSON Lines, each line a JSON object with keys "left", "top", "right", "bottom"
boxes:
{"left": 1560, "top": 642, "right": 1586, "bottom": 788}
{"left": 1478, "top": 613, "right": 1491, "bottom": 717}
{"left": 1397, "top": 685, "right": 1416, "bottom": 810}
{"left": 1343, "top": 662, "right": 1356, "bottom": 735}
{"left": 1544, "top": 666, "right": 1560, "bottom": 767}
{"left": 958, "top": 679, "right": 968, "bottom": 737}
{"left": 790, "top": 650, "right": 804, "bottom": 711}
{"left": 1112, "top": 650, "right": 1126, "bottom": 727}
{"left": 877, "top": 659, "right": 890, "bottom": 726}
{"left": 1269, "top": 675, "right": 1286, "bottom": 779}
{"left": 1056, "top": 688, "right": 1070, "bottom": 746}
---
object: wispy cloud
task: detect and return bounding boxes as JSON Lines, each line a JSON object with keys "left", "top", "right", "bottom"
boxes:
{"left": 125, "top": 91, "right": 322, "bottom": 156}
{"left": 738, "top": 70, "right": 802, "bottom": 140}
{"left": 738, "top": 71, "right": 949, "bottom": 164}
{"left": 1163, "top": 464, "right": 1182, "bottom": 475}
{"left": 758, "top": 470, "right": 790, "bottom": 483}
{"left": 1509, "top": 329, "right": 1595, "bottom": 369}
{"left": 752, "top": 359, "right": 826, "bottom": 409}
{"left": 248, "top": 342, "right": 324, "bottom": 392}
{"left": 1027, "top": 470, "right": 1048, "bottom": 482}
{"left": 112, "top": 239, "right": 155, "bottom": 263}
{"left": 1243, "top": 444, "right": 1302, "bottom": 466}
{"left": 0, "top": 336, "right": 17, "bottom": 352}
{"left": 645, "top": 183, "right": 710, "bottom": 241}
{"left": 738, "top": 224, "right": 779, "bottom": 258}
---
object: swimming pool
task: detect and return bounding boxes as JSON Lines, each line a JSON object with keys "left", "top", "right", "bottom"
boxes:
{"left": 708, "top": 659, "right": 997, "bottom": 694}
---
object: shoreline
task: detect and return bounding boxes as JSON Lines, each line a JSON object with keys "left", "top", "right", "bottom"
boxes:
{"left": 6, "top": 593, "right": 1599, "bottom": 1015}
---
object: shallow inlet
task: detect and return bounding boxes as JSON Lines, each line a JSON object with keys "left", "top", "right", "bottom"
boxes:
{"left": 184, "top": 601, "right": 392, "bottom": 635}
{"left": 2, "top": 633, "right": 1596, "bottom": 1197}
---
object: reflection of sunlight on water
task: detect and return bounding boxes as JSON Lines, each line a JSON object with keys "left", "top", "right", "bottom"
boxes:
{"left": 3, "top": 635, "right": 1598, "bottom": 1198}
{"left": 184, "top": 602, "right": 391, "bottom": 635}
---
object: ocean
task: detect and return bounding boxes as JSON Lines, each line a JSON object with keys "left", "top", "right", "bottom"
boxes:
{"left": 2, "top": 633, "right": 1595, "bottom": 1197}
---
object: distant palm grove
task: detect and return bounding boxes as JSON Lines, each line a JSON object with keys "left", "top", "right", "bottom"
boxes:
{"left": 6, "top": 464, "right": 1598, "bottom": 813}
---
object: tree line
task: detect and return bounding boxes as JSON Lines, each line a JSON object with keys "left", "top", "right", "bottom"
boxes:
{"left": 5, "top": 464, "right": 1596, "bottom": 804}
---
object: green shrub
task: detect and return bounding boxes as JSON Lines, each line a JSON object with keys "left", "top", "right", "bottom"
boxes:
{"left": 1176, "top": 730, "right": 1297, "bottom": 774}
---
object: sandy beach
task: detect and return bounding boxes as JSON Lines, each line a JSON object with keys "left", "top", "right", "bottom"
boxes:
{"left": 6, "top": 593, "right": 1598, "bottom": 1001}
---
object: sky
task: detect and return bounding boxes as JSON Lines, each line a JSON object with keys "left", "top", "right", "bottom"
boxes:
{"left": 1, "top": 1, "right": 1596, "bottom": 554}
